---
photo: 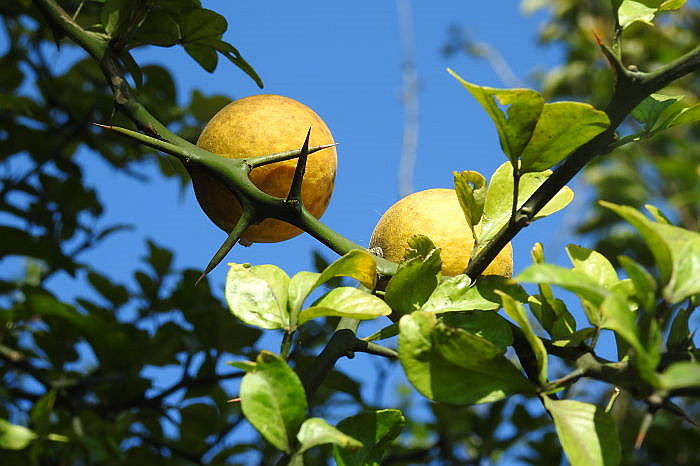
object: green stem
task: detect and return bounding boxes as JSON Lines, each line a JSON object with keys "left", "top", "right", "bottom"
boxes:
{"left": 280, "top": 331, "right": 295, "bottom": 360}
{"left": 510, "top": 166, "right": 520, "bottom": 226}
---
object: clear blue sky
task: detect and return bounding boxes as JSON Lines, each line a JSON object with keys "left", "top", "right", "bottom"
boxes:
{"left": 48, "top": 2, "right": 574, "bottom": 290}
{"left": 3, "top": 1, "right": 616, "bottom": 461}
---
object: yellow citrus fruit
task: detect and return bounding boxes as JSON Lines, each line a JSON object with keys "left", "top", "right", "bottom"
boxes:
{"left": 192, "top": 94, "right": 337, "bottom": 243}
{"left": 369, "top": 188, "right": 513, "bottom": 277}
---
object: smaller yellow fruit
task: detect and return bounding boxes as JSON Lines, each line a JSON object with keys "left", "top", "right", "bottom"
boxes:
{"left": 369, "top": 188, "right": 513, "bottom": 277}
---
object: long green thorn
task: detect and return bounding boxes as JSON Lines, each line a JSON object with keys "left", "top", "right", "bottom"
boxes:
{"left": 92, "top": 123, "right": 194, "bottom": 162}
{"left": 286, "top": 127, "right": 311, "bottom": 203}
{"left": 634, "top": 411, "right": 654, "bottom": 450}
{"left": 196, "top": 208, "right": 255, "bottom": 285}
{"left": 247, "top": 141, "right": 335, "bottom": 168}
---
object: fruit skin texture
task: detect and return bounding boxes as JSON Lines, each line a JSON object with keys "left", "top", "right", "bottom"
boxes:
{"left": 192, "top": 94, "right": 337, "bottom": 243}
{"left": 369, "top": 188, "right": 513, "bottom": 277}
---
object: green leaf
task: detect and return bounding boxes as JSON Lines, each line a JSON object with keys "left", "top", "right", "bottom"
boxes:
{"left": 440, "top": 311, "right": 513, "bottom": 352}
{"left": 667, "top": 307, "right": 692, "bottom": 350}
{"left": 289, "top": 249, "right": 379, "bottom": 322}
{"left": 398, "top": 313, "right": 534, "bottom": 404}
{"left": 644, "top": 204, "right": 671, "bottom": 224}
{"left": 362, "top": 323, "right": 399, "bottom": 342}
{"left": 528, "top": 295, "right": 576, "bottom": 339}
{"left": 207, "top": 39, "right": 264, "bottom": 88}
{"left": 517, "top": 264, "right": 609, "bottom": 306}
{"left": 179, "top": 8, "right": 227, "bottom": 42}
{"left": 0, "top": 418, "right": 36, "bottom": 450}
{"left": 131, "top": 9, "right": 181, "bottom": 47}
{"left": 297, "top": 417, "right": 362, "bottom": 454}
{"left": 632, "top": 94, "right": 684, "bottom": 130}
{"left": 659, "top": 361, "right": 700, "bottom": 391}
{"left": 618, "top": 256, "right": 657, "bottom": 311}
{"left": 566, "top": 244, "right": 619, "bottom": 288}
{"left": 316, "top": 249, "right": 378, "bottom": 290}
{"left": 454, "top": 170, "right": 487, "bottom": 233}
{"left": 333, "top": 410, "right": 405, "bottom": 466}
{"left": 499, "top": 292, "right": 548, "bottom": 385}
{"left": 227, "top": 360, "right": 257, "bottom": 372}
{"left": 297, "top": 287, "right": 391, "bottom": 325}
{"left": 517, "top": 264, "right": 610, "bottom": 326}
{"left": 240, "top": 351, "right": 307, "bottom": 453}
{"left": 385, "top": 244, "right": 441, "bottom": 317}
{"left": 448, "top": 69, "right": 544, "bottom": 164}
{"left": 543, "top": 398, "right": 621, "bottom": 466}
{"left": 288, "top": 271, "right": 321, "bottom": 324}
{"left": 478, "top": 162, "right": 574, "bottom": 245}
{"left": 600, "top": 293, "right": 658, "bottom": 384}
{"left": 225, "top": 263, "right": 290, "bottom": 330}
{"left": 30, "top": 389, "right": 57, "bottom": 441}
{"left": 101, "top": 0, "right": 134, "bottom": 36}
{"left": 602, "top": 201, "right": 700, "bottom": 303}
{"left": 617, "top": 0, "right": 687, "bottom": 29}
{"left": 184, "top": 43, "right": 218, "bottom": 73}
{"left": 519, "top": 102, "right": 609, "bottom": 172}
{"left": 528, "top": 243, "right": 577, "bottom": 338}
{"left": 401, "top": 235, "right": 438, "bottom": 262}
{"left": 87, "top": 271, "right": 129, "bottom": 307}
{"left": 420, "top": 275, "right": 527, "bottom": 313}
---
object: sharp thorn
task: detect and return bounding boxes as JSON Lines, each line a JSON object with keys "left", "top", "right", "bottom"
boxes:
{"left": 196, "top": 227, "right": 244, "bottom": 285}
{"left": 286, "top": 127, "right": 311, "bottom": 202}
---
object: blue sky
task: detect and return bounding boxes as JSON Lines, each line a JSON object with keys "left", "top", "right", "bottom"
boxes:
{"left": 52, "top": 2, "right": 574, "bottom": 287}
{"left": 2, "top": 1, "right": 616, "bottom": 461}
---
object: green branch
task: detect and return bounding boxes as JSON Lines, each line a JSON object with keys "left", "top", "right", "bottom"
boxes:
{"left": 34, "top": 0, "right": 397, "bottom": 276}
{"left": 466, "top": 44, "right": 700, "bottom": 279}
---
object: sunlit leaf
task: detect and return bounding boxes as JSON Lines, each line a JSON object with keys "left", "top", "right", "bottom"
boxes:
{"left": 543, "top": 398, "right": 621, "bottom": 466}
{"left": 499, "top": 292, "right": 548, "bottom": 385}
{"left": 618, "top": 256, "right": 657, "bottom": 311}
{"left": 479, "top": 162, "right": 574, "bottom": 246}
{"left": 600, "top": 293, "right": 659, "bottom": 384}
{"left": 297, "top": 287, "right": 391, "bottom": 325}
{"left": 385, "top": 241, "right": 441, "bottom": 317}
{"left": 519, "top": 102, "right": 609, "bottom": 172}
{"left": 289, "top": 249, "right": 378, "bottom": 323}
{"left": 240, "top": 351, "right": 307, "bottom": 453}
{"left": 398, "top": 313, "right": 534, "bottom": 405}
{"left": 454, "top": 170, "right": 487, "bottom": 233}
{"left": 659, "top": 361, "right": 700, "bottom": 391}
{"left": 448, "top": 69, "right": 543, "bottom": 164}
{"left": 620, "top": 0, "right": 687, "bottom": 28}
{"left": 602, "top": 201, "right": 700, "bottom": 303}
{"left": 297, "top": 417, "right": 362, "bottom": 454}
{"left": 566, "top": 244, "right": 619, "bottom": 288}
{"left": 517, "top": 264, "right": 609, "bottom": 306}
{"left": 0, "top": 419, "right": 36, "bottom": 450}
{"left": 420, "top": 275, "right": 527, "bottom": 313}
{"left": 225, "top": 263, "right": 290, "bottom": 330}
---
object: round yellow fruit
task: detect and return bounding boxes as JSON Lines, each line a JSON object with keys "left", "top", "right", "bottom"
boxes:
{"left": 192, "top": 94, "right": 337, "bottom": 243}
{"left": 369, "top": 188, "right": 513, "bottom": 277}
